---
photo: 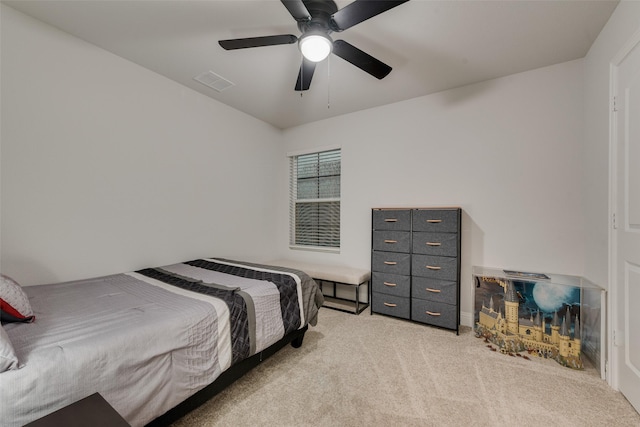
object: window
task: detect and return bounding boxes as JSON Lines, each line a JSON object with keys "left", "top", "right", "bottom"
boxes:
{"left": 289, "top": 148, "right": 341, "bottom": 250}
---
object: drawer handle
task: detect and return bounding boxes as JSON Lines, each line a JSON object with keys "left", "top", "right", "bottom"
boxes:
{"left": 426, "top": 265, "right": 441, "bottom": 270}
{"left": 427, "top": 219, "right": 442, "bottom": 223}
{"left": 426, "top": 242, "right": 441, "bottom": 246}
{"left": 426, "top": 311, "right": 441, "bottom": 316}
{"left": 384, "top": 261, "right": 398, "bottom": 265}
{"left": 384, "top": 218, "right": 398, "bottom": 222}
{"left": 384, "top": 302, "right": 397, "bottom": 307}
{"left": 426, "top": 288, "right": 441, "bottom": 293}
{"left": 384, "top": 239, "right": 398, "bottom": 244}
{"left": 383, "top": 282, "right": 397, "bottom": 287}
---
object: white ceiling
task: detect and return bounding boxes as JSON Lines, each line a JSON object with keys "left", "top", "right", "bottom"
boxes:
{"left": 3, "top": 0, "right": 618, "bottom": 129}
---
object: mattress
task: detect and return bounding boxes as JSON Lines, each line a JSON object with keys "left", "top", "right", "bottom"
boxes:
{"left": 0, "top": 258, "right": 322, "bottom": 426}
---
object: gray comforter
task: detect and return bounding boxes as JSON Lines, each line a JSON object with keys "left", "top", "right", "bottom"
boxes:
{"left": 1, "top": 258, "right": 323, "bottom": 426}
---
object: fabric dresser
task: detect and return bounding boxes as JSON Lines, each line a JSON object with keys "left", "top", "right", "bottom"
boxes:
{"left": 371, "top": 207, "right": 461, "bottom": 334}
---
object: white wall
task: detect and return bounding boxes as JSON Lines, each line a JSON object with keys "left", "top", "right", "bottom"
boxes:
{"left": 1, "top": 2, "right": 609, "bottom": 329}
{"left": 279, "top": 59, "right": 586, "bottom": 325}
{"left": 0, "top": 5, "right": 282, "bottom": 286}
{"left": 583, "top": 0, "right": 640, "bottom": 288}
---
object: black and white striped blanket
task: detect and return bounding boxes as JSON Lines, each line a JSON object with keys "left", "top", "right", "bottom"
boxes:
{"left": 136, "top": 258, "right": 314, "bottom": 364}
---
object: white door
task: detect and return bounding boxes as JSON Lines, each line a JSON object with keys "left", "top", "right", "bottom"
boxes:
{"left": 614, "top": 34, "right": 640, "bottom": 414}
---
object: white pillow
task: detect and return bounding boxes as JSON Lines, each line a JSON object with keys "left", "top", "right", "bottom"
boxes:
{"left": 0, "top": 324, "right": 19, "bottom": 372}
{"left": 0, "top": 274, "right": 35, "bottom": 323}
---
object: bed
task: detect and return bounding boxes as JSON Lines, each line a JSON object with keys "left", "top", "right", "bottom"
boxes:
{"left": 0, "top": 258, "right": 323, "bottom": 426}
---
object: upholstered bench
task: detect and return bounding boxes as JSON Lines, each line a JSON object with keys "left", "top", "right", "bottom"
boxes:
{"left": 265, "top": 259, "right": 371, "bottom": 315}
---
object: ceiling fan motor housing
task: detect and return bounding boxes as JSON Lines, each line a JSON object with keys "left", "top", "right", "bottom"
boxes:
{"left": 296, "top": 0, "right": 340, "bottom": 35}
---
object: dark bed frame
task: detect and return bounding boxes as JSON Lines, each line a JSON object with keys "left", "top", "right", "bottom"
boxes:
{"left": 146, "top": 325, "right": 308, "bottom": 426}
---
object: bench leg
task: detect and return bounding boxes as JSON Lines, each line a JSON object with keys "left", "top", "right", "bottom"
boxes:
{"left": 319, "top": 279, "right": 369, "bottom": 315}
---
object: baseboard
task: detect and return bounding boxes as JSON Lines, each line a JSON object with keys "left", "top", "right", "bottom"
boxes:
{"left": 460, "top": 311, "right": 474, "bottom": 328}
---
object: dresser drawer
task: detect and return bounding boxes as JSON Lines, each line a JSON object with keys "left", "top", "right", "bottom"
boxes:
{"left": 372, "top": 209, "right": 411, "bottom": 231}
{"left": 372, "top": 272, "right": 410, "bottom": 298}
{"left": 372, "top": 251, "right": 410, "bottom": 275}
{"left": 372, "top": 293, "right": 410, "bottom": 319}
{"left": 412, "top": 254, "right": 458, "bottom": 280}
{"left": 411, "top": 277, "right": 457, "bottom": 304}
{"left": 412, "top": 232, "right": 458, "bottom": 257}
{"left": 412, "top": 209, "right": 459, "bottom": 233}
{"left": 411, "top": 299, "right": 457, "bottom": 329}
{"left": 373, "top": 231, "right": 411, "bottom": 253}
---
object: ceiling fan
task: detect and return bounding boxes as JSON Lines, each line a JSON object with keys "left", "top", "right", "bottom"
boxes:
{"left": 218, "top": 0, "right": 409, "bottom": 91}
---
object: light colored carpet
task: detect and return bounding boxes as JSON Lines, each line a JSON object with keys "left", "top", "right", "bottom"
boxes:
{"left": 171, "top": 307, "right": 640, "bottom": 427}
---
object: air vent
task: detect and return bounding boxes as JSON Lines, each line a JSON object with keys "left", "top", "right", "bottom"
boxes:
{"left": 193, "top": 71, "right": 235, "bottom": 92}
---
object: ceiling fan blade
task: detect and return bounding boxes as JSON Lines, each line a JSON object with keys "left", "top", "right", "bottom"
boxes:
{"left": 331, "top": 0, "right": 409, "bottom": 31}
{"left": 295, "top": 58, "right": 316, "bottom": 91}
{"left": 219, "top": 34, "right": 297, "bottom": 50}
{"left": 281, "top": 0, "right": 311, "bottom": 22}
{"left": 332, "top": 40, "right": 392, "bottom": 79}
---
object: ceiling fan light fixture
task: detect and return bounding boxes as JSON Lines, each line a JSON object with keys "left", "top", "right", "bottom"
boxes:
{"left": 299, "top": 33, "right": 332, "bottom": 62}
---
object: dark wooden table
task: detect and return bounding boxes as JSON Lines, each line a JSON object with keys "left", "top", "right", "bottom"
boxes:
{"left": 24, "top": 392, "right": 130, "bottom": 427}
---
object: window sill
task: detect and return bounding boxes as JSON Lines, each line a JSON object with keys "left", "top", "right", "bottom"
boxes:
{"left": 289, "top": 245, "right": 340, "bottom": 254}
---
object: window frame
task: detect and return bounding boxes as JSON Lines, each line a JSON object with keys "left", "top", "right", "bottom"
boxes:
{"left": 288, "top": 146, "right": 341, "bottom": 253}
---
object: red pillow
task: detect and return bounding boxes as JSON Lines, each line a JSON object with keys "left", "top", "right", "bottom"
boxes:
{"left": 0, "top": 274, "right": 34, "bottom": 323}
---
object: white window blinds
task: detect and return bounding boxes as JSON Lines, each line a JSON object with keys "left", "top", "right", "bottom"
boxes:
{"left": 289, "top": 149, "right": 341, "bottom": 249}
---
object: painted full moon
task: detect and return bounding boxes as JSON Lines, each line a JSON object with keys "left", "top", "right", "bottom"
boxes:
{"left": 531, "top": 282, "right": 574, "bottom": 312}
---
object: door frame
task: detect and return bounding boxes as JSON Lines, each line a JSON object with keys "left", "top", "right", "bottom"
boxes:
{"left": 608, "top": 26, "right": 640, "bottom": 390}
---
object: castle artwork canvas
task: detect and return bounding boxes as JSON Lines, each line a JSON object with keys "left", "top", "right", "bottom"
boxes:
{"left": 474, "top": 273, "right": 584, "bottom": 369}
